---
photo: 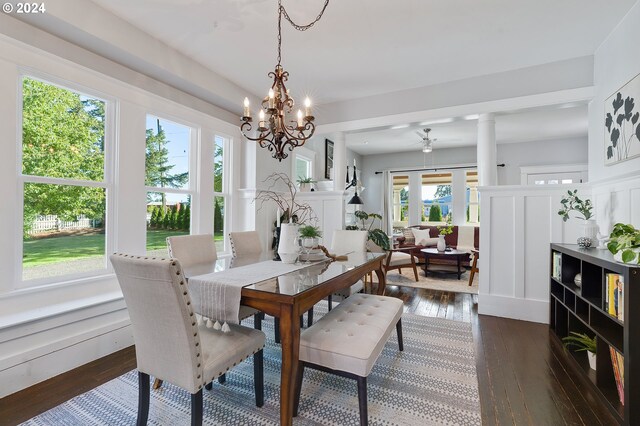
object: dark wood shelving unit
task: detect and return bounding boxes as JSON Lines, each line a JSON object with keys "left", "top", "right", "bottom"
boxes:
{"left": 550, "top": 244, "right": 640, "bottom": 425}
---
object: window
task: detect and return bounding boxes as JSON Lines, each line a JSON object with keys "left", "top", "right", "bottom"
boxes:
{"left": 392, "top": 175, "right": 410, "bottom": 227}
{"left": 214, "top": 135, "right": 228, "bottom": 253}
{"left": 145, "top": 115, "right": 194, "bottom": 257}
{"left": 20, "top": 77, "right": 110, "bottom": 282}
{"left": 296, "top": 157, "right": 312, "bottom": 181}
{"left": 466, "top": 171, "right": 479, "bottom": 224}
{"left": 421, "top": 173, "right": 452, "bottom": 224}
{"left": 292, "top": 147, "right": 315, "bottom": 188}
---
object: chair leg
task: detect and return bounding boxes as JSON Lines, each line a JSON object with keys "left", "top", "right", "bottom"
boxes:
{"left": 137, "top": 372, "right": 150, "bottom": 426}
{"left": 274, "top": 317, "right": 281, "bottom": 343}
{"left": 396, "top": 318, "right": 404, "bottom": 352}
{"left": 191, "top": 389, "right": 203, "bottom": 426}
{"left": 254, "top": 349, "right": 264, "bottom": 407}
{"left": 300, "top": 315, "right": 304, "bottom": 328}
{"left": 468, "top": 256, "right": 478, "bottom": 287}
{"left": 293, "top": 363, "right": 305, "bottom": 417}
{"left": 205, "top": 382, "right": 213, "bottom": 391}
{"left": 254, "top": 312, "right": 263, "bottom": 331}
{"left": 411, "top": 260, "right": 419, "bottom": 282}
{"left": 307, "top": 306, "right": 314, "bottom": 327}
{"left": 357, "top": 376, "right": 368, "bottom": 426}
{"left": 217, "top": 374, "right": 226, "bottom": 384}
{"left": 328, "top": 295, "right": 333, "bottom": 311}
{"left": 152, "top": 378, "right": 163, "bottom": 390}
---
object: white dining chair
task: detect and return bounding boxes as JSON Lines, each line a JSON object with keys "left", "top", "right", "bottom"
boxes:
{"left": 229, "top": 231, "right": 263, "bottom": 257}
{"left": 329, "top": 230, "right": 368, "bottom": 309}
{"left": 110, "top": 254, "right": 265, "bottom": 426}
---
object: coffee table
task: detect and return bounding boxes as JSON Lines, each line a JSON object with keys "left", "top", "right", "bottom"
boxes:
{"left": 420, "top": 248, "right": 467, "bottom": 280}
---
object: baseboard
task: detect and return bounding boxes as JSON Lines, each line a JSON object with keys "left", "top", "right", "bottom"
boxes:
{"left": 478, "top": 293, "right": 549, "bottom": 324}
{"left": 0, "top": 324, "right": 133, "bottom": 398}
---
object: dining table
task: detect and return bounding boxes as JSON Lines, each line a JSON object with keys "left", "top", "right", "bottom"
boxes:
{"left": 184, "top": 251, "right": 388, "bottom": 426}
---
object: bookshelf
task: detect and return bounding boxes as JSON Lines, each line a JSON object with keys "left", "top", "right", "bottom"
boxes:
{"left": 550, "top": 243, "right": 640, "bottom": 425}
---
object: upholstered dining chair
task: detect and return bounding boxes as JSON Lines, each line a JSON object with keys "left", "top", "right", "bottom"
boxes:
{"left": 229, "top": 231, "right": 263, "bottom": 257}
{"left": 166, "top": 234, "right": 263, "bottom": 389}
{"left": 110, "top": 254, "right": 265, "bottom": 426}
{"left": 328, "top": 230, "right": 368, "bottom": 310}
{"left": 228, "top": 230, "right": 314, "bottom": 340}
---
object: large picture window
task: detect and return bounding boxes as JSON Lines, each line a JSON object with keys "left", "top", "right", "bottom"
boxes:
{"left": 214, "top": 135, "right": 228, "bottom": 252}
{"left": 145, "top": 115, "right": 194, "bottom": 257}
{"left": 421, "top": 173, "right": 452, "bottom": 224}
{"left": 20, "top": 77, "right": 110, "bottom": 282}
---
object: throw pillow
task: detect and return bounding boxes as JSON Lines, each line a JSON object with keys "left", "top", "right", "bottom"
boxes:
{"left": 419, "top": 237, "right": 440, "bottom": 247}
{"left": 401, "top": 228, "right": 415, "bottom": 245}
{"left": 411, "top": 228, "right": 430, "bottom": 245}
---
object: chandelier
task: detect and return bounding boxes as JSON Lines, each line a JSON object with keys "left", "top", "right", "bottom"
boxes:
{"left": 240, "top": 0, "right": 330, "bottom": 162}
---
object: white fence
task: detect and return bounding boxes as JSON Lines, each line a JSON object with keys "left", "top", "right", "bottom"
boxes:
{"left": 30, "top": 215, "right": 96, "bottom": 235}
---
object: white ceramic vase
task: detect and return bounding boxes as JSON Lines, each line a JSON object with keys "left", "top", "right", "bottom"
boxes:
{"left": 278, "top": 223, "right": 300, "bottom": 264}
{"left": 437, "top": 235, "right": 446, "bottom": 252}
{"left": 581, "top": 219, "right": 599, "bottom": 246}
{"left": 587, "top": 351, "right": 596, "bottom": 370}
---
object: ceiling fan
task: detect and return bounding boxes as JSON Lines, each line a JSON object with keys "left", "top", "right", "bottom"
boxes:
{"left": 416, "top": 128, "right": 436, "bottom": 153}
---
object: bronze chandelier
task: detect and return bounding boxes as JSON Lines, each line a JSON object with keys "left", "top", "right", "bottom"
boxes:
{"left": 240, "top": 0, "right": 329, "bottom": 161}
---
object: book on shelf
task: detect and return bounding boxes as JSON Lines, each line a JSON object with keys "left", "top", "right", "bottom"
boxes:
{"left": 610, "top": 346, "right": 625, "bottom": 405}
{"left": 605, "top": 273, "right": 624, "bottom": 321}
{"left": 552, "top": 252, "right": 562, "bottom": 281}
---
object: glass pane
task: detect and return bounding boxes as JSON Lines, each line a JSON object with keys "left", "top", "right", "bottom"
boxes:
{"left": 214, "top": 196, "right": 225, "bottom": 252}
{"left": 561, "top": 179, "right": 573, "bottom": 184}
{"left": 23, "top": 183, "right": 106, "bottom": 281}
{"left": 146, "top": 192, "right": 190, "bottom": 257}
{"left": 392, "top": 175, "right": 409, "bottom": 226}
{"left": 466, "top": 170, "right": 479, "bottom": 224}
{"left": 214, "top": 136, "right": 224, "bottom": 193}
{"left": 145, "top": 115, "right": 190, "bottom": 190}
{"left": 22, "top": 78, "right": 105, "bottom": 181}
{"left": 296, "top": 158, "right": 310, "bottom": 180}
{"left": 422, "top": 173, "right": 452, "bottom": 223}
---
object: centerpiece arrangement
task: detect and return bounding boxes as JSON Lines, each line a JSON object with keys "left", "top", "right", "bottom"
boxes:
{"left": 557, "top": 189, "right": 597, "bottom": 247}
{"left": 299, "top": 225, "right": 323, "bottom": 262}
{"left": 254, "top": 173, "right": 317, "bottom": 263}
{"left": 436, "top": 225, "right": 453, "bottom": 252}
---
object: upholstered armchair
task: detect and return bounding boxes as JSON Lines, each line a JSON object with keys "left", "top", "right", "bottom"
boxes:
{"left": 110, "top": 254, "right": 265, "bottom": 426}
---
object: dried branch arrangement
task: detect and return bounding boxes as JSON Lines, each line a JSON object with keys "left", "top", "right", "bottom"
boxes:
{"left": 254, "top": 172, "right": 318, "bottom": 225}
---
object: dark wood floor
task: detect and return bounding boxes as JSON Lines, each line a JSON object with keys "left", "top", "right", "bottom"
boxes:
{"left": 0, "top": 286, "right": 618, "bottom": 425}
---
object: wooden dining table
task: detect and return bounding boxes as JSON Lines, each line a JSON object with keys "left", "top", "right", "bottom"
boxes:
{"left": 185, "top": 252, "right": 387, "bottom": 426}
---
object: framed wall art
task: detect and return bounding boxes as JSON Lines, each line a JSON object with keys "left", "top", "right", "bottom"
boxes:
{"left": 605, "top": 72, "right": 640, "bottom": 166}
{"left": 325, "top": 139, "right": 334, "bottom": 179}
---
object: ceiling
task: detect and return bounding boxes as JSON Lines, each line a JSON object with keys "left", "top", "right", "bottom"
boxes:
{"left": 345, "top": 103, "right": 588, "bottom": 155}
{"left": 90, "top": 0, "right": 635, "bottom": 105}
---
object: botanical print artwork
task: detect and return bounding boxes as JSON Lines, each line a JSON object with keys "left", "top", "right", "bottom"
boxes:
{"left": 605, "top": 72, "right": 640, "bottom": 165}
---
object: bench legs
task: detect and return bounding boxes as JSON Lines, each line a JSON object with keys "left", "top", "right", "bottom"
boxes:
{"left": 396, "top": 318, "right": 404, "bottom": 352}
{"left": 357, "top": 376, "right": 368, "bottom": 426}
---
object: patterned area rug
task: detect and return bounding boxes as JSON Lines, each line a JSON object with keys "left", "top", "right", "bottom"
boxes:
{"left": 376, "top": 268, "right": 479, "bottom": 295}
{"left": 23, "top": 302, "right": 481, "bottom": 426}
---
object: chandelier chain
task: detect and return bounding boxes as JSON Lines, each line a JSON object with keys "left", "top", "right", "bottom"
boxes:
{"left": 277, "top": 0, "right": 330, "bottom": 65}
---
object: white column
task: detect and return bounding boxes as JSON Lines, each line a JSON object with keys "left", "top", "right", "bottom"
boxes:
{"left": 409, "top": 172, "right": 423, "bottom": 226}
{"left": 477, "top": 113, "right": 497, "bottom": 186}
{"left": 393, "top": 190, "right": 401, "bottom": 221}
{"left": 332, "top": 132, "right": 347, "bottom": 192}
{"left": 451, "top": 170, "right": 466, "bottom": 225}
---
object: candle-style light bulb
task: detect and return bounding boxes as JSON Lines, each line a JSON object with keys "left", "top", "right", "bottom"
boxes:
{"left": 297, "top": 109, "right": 304, "bottom": 128}
{"left": 243, "top": 97, "right": 250, "bottom": 117}
{"left": 259, "top": 110, "right": 266, "bottom": 128}
{"left": 304, "top": 97, "right": 311, "bottom": 117}
{"left": 268, "top": 88, "right": 275, "bottom": 109}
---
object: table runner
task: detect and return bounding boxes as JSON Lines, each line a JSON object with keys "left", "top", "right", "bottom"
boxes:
{"left": 188, "top": 260, "right": 309, "bottom": 332}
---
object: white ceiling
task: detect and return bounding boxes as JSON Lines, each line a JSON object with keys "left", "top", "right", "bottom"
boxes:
{"left": 90, "top": 0, "right": 635, "bottom": 105}
{"left": 345, "top": 104, "right": 588, "bottom": 155}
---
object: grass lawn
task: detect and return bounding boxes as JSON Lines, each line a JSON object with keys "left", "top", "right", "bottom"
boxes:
{"left": 23, "top": 229, "right": 224, "bottom": 267}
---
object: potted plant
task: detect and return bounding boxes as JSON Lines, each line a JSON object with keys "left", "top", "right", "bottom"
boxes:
{"left": 299, "top": 225, "right": 322, "bottom": 249}
{"left": 562, "top": 332, "right": 597, "bottom": 370}
{"left": 436, "top": 225, "right": 453, "bottom": 252}
{"left": 558, "top": 189, "right": 597, "bottom": 247}
{"left": 297, "top": 177, "right": 316, "bottom": 192}
{"left": 254, "top": 173, "right": 317, "bottom": 263}
{"left": 347, "top": 210, "right": 390, "bottom": 250}
{"left": 607, "top": 223, "right": 640, "bottom": 264}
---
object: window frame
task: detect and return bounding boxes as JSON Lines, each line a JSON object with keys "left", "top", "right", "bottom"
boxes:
{"left": 213, "top": 134, "right": 231, "bottom": 254}
{"left": 16, "top": 72, "right": 117, "bottom": 288}
{"left": 291, "top": 146, "right": 316, "bottom": 187}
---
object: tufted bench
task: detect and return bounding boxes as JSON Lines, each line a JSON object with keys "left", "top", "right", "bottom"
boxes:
{"left": 294, "top": 293, "right": 404, "bottom": 426}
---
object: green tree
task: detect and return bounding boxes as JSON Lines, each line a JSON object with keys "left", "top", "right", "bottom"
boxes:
{"left": 22, "top": 78, "right": 106, "bottom": 234}
{"left": 214, "top": 198, "right": 224, "bottom": 233}
{"left": 145, "top": 121, "right": 188, "bottom": 206}
{"left": 434, "top": 185, "right": 451, "bottom": 199}
{"left": 428, "top": 203, "right": 442, "bottom": 222}
{"left": 181, "top": 204, "right": 191, "bottom": 230}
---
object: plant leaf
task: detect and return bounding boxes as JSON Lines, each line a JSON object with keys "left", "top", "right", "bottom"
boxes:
{"left": 622, "top": 249, "right": 636, "bottom": 263}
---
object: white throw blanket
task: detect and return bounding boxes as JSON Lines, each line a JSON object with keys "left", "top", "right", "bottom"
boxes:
{"left": 188, "top": 260, "right": 308, "bottom": 332}
{"left": 457, "top": 226, "right": 476, "bottom": 253}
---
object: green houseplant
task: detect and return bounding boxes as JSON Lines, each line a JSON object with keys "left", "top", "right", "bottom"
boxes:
{"left": 607, "top": 223, "right": 640, "bottom": 264}
{"left": 562, "top": 332, "right": 597, "bottom": 370}
{"left": 347, "top": 210, "right": 390, "bottom": 251}
{"left": 297, "top": 176, "right": 316, "bottom": 192}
